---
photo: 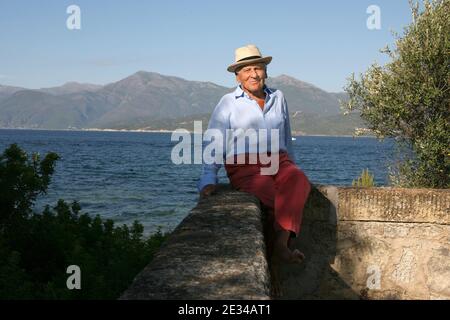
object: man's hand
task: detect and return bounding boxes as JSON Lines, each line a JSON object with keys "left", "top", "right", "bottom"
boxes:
{"left": 200, "top": 184, "right": 217, "bottom": 198}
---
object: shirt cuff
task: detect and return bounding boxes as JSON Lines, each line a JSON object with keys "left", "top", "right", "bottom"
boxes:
{"left": 197, "top": 173, "right": 218, "bottom": 192}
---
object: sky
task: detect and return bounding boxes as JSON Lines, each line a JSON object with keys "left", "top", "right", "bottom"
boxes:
{"left": 0, "top": 0, "right": 415, "bottom": 92}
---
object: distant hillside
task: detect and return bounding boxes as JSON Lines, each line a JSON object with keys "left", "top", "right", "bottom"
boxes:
{"left": 0, "top": 85, "right": 25, "bottom": 102}
{"left": 39, "top": 82, "right": 103, "bottom": 96}
{"left": 266, "top": 75, "right": 344, "bottom": 114}
{"left": 0, "top": 71, "right": 366, "bottom": 135}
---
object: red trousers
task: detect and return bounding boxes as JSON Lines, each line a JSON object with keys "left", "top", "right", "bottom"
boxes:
{"left": 225, "top": 152, "right": 311, "bottom": 236}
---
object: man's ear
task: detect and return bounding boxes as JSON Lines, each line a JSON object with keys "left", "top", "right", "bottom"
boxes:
{"left": 264, "top": 68, "right": 268, "bottom": 79}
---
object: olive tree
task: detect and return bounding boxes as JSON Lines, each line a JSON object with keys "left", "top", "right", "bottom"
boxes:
{"left": 343, "top": 0, "right": 449, "bottom": 188}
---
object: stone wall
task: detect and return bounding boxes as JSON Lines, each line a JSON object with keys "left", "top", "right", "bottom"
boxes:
{"left": 283, "top": 186, "right": 450, "bottom": 300}
{"left": 120, "top": 185, "right": 271, "bottom": 300}
{"left": 121, "top": 185, "right": 449, "bottom": 300}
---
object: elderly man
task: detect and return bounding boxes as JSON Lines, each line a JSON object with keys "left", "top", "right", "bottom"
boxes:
{"left": 198, "top": 44, "right": 311, "bottom": 264}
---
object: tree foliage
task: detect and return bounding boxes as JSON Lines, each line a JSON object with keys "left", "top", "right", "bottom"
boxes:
{"left": 0, "top": 144, "right": 168, "bottom": 299}
{"left": 343, "top": 0, "right": 449, "bottom": 188}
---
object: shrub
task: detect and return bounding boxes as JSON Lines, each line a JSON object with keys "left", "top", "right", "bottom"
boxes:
{"left": 0, "top": 144, "right": 168, "bottom": 299}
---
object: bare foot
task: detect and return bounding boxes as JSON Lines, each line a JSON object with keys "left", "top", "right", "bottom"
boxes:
{"left": 274, "top": 232, "right": 305, "bottom": 264}
{"left": 290, "top": 248, "right": 305, "bottom": 264}
{"left": 275, "top": 244, "right": 305, "bottom": 264}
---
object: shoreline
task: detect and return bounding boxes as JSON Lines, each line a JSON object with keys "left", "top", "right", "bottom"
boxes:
{"left": 0, "top": 127, "right": 376, "bottom": 138}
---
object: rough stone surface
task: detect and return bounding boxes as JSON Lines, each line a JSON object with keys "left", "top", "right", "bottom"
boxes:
{"left": 121, "top": 185, "right": 449, "bottom": 300}
{"left": 120, "top": 184, "right": 271, "bottom": 300}
{"left": 338, "top": 187, "right": 449, "bottom": 224}
{"left": 280, "top": 186, "right": 450, "bottom": 300}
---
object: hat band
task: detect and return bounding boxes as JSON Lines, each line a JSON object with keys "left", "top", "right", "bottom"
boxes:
{"left": 236, "top": 55, "right": 262, "bottom": 62}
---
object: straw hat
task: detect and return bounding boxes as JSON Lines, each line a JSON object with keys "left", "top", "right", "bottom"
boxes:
{"left": 227, "top": 44, "right": 272, "bottom": 73}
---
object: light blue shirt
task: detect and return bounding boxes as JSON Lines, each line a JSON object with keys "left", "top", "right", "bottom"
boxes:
{"left": 197, "top": 85, "right": 295, "bottom": 192}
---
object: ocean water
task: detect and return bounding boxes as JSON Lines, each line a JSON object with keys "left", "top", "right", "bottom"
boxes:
{"left": 0, "top": 129, "right": 395, "bottom": 235}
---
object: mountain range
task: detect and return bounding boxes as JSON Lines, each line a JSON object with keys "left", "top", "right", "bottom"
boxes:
{"left": 0, "top": 71, "right": 366, "bottom": 135}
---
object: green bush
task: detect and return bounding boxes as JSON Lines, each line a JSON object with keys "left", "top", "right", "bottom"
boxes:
{"left": 352, "top": 168, "right": 376, "bottom": 187}
{"left": 0, "top": 143, "right": 168, "bottom": 299}
{"left": 342, "top": 0, "right": 450, "bottom": 188}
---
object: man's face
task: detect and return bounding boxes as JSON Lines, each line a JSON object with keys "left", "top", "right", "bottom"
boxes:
{"left": 235, "top": 63, "right": 266, "bottom": 94}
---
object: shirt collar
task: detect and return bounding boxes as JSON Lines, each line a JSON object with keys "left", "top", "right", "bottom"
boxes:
{"left": 234, "top": 84, "right": 273, "bottom": 100}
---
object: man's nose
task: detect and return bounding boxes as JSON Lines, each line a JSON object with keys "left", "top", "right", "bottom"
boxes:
{"left": 250, "top": 70, "right": 259, "bottom": 78}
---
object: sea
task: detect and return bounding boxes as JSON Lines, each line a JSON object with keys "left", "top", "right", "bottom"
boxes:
{"left": 0, "top": 129, "right": 396, "bottom": 235}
